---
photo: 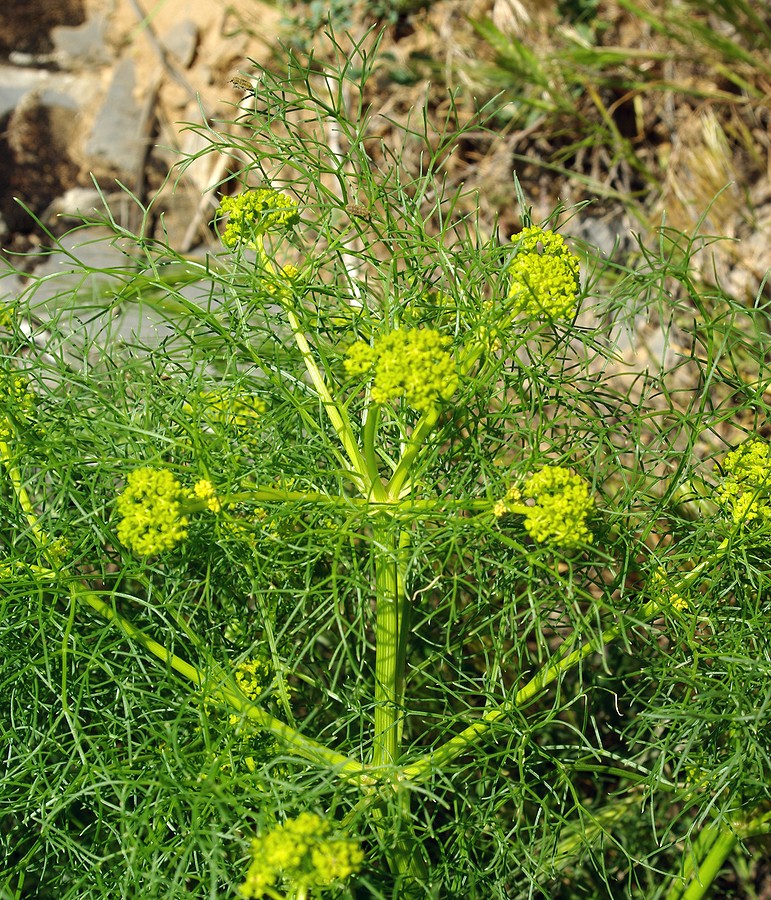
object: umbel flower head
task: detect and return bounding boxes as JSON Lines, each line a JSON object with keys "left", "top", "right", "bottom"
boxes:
{"left": 716, "top": 439, "right": 771, "bottom": 527}
{"left": 234, "top": 657, "right": 272, "bottom": 703}
{"left": 0, "top": 369, "right": 35, "bottom": 442}
{"left": 498, "top": 465, "right": 593, "bottom": 547}
{"left": 184, "top": 388, "right": 267, "bottom": 432}
{"left": 344, "top": 327, "right": 458, "bottom": 412}
{"left": 508, "top": 226, "right": 580, "bottom": 320}
{"left": 193, "top": 478, "right": 222, "bottom": 513}
{"left": 115, "top": 467, "right": 189, "bottom": 555}
{"left": 650, "top": 569, "right": 689, "bottom": 612}
{"left": 218, "top": 189, "right": 299, "bottom": 247}
{"left": 239, "top": 812, "right": 364, "bottom": 898}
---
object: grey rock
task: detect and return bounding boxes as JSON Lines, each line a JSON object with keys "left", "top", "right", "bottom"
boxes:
{"left": 0, "top": 63, "right": 101, "bottom": 119}
{"left": 162, "top": 19, "right": 199, "bottom": 68}
{"left": 0, "top": 63, "right": 49, "bottom": 118}
{"left": 85, "top": 58, "right": 147, "bottom": 177}
{"left": 566, "top": 214, "right": 636, "bottom": 260}
{"left": 17, "top": 227, "right": 225, "bottom": 363}
{"left": 17, "top": 227, "right": 173, "bottom": 361}
{"left": 43, "top": 187, "right": 106, "bottom": 223}
{"left": 51, "top": 13, "right": 110, "bottom": 67}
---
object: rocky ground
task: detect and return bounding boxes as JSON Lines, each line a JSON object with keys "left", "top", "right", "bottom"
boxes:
{"left": 0, "top": 0, "right": 285, "bottom": 251}
{"left": 1, "top": 0, "right": 769, "bottom": 286}
{"left": 0, "top": 0, "right": 294, "bottom": 349}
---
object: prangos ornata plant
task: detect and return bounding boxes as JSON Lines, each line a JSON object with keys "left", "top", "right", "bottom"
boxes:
{"left": 2, "top": 34, "right": 769, "bottom": 900}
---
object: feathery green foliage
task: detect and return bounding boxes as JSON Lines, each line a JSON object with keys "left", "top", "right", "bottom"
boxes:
{"left": 1, "top": 31, "right": 770, "bottom": 900}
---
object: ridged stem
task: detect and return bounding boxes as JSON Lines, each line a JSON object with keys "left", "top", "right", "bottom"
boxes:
{"left": 371, "top": 518, "right": 409, "bottom": 767}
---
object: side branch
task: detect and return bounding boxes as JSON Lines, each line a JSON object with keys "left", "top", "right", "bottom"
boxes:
{"left": 76, "top": 583, "right": 373, "bottom": 785}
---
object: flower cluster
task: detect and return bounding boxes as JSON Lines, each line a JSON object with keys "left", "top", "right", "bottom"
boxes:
{"left": 279, "top": 263, "right": 300, "bottom": 281}
{"left": 493, "top": 485, "right": 522, "bottom": 519}
{"left": 218, "top": 189, "right": 299, "bottom": 247}
{"left": 239, "top": 812, "right": 364, "bottom": 898}
{"left": 344, "top": 328, "right": 458, "bottom": 412}
{"left": 234, "top": 657, "right": 272, "bottom": 703}
{"left": 228, "top": 658, "right": 278, "bottom": 740}
{"left": 650, "top": 569, "right": 689, "bottom": 612}
{"left": 193, "top": 478, "right": 222, "bottom": 513}
{"left": 46, "top": 536, "right": 72, "bottom": 566}
{"left": 264, "top": 263, "right": 302, "bottom": 301}
{"left": 0, "top": 369, "right": 35, "bottom": 442}
{"left": 716, "top": 439, "right": 771, "bottom": 527}
{"left": 508, "top": 226, "right": 580, "bottom": 319}
{"left": 521, "top": 465, "right": 593, "bottom": 546}
{"left": 115, "top": 467, "right": 189, "bottom": 555}
{"left": 184, "top": 389, "right": 267, "bottom": 432}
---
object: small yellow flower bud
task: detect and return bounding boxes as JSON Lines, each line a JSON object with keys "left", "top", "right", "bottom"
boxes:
{"left": 234, "top": 658, "right": 271, "bottom": 702}
{"left": 493, "top": 499, "right": 508, "bottom": 518}
{"left": 193, "top": 479, "right": 222, "bottom": 512}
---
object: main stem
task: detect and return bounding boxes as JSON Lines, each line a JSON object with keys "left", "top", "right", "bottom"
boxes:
{"left": 371, "top": 518, "right": 409, "bottom": 767}
{"left": 369, "top": 517, "right": 429, "bottom": 888}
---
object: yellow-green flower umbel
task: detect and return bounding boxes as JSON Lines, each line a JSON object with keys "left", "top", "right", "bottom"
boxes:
{"left": 239, "top": 812, "right": 363, "bottom": 898}
{"left": 508, "top": 226, "right": 580, "bottom": 320}
{"left": 234, "top": 658, "right": 272, "bottom": 702}
{"left": 193, "top": 478, "right": 222, "bottom": 513}
{"left": 521, "top": 465, "right": 593, "bottom": 547}
{"left": 184, "top": 388, "right": 267, "bottom": 433}
{"left": 345, "top": 328, "right": 458, "bottom": 412}
{"left": 116, "top": 467, "right": 189, "bottom": 555}
{"left": 716, "top": 439, "right": 771, "bottom": 527}
{"left": 0, "top": 369, "right": 35, "bottom": 442}
{"left": 218, "top": 189, "right": 299, "bottom": 247}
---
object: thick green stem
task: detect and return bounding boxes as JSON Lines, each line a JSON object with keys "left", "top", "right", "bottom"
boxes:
{"left": 365, "top": 514, "right": 428, "bottom": 887}
{"left": 285, "top": 305, "right": 377, "bottom": 495}
{"left": 664, "top": 803, "right": 771, "bottom": 900}
{"left": 393, "top": 529, "right": 412, "bottom": 751}
{"left": 0, "top": 439, "right": 49, "bottom": 553}
{"left": 363, "top": 403, "right": 382, "bottom": 486}
{"left": 371, "top": 518, "right": 409, "bottom": 767}
{"left": 666, "top": 819, "right": 739, "bottom": 900}
{"left": 387, "top": 408, "right": 440, "bottom": 499}
{"left": 255, "top": 242, "right": 380, "bottom": 499}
